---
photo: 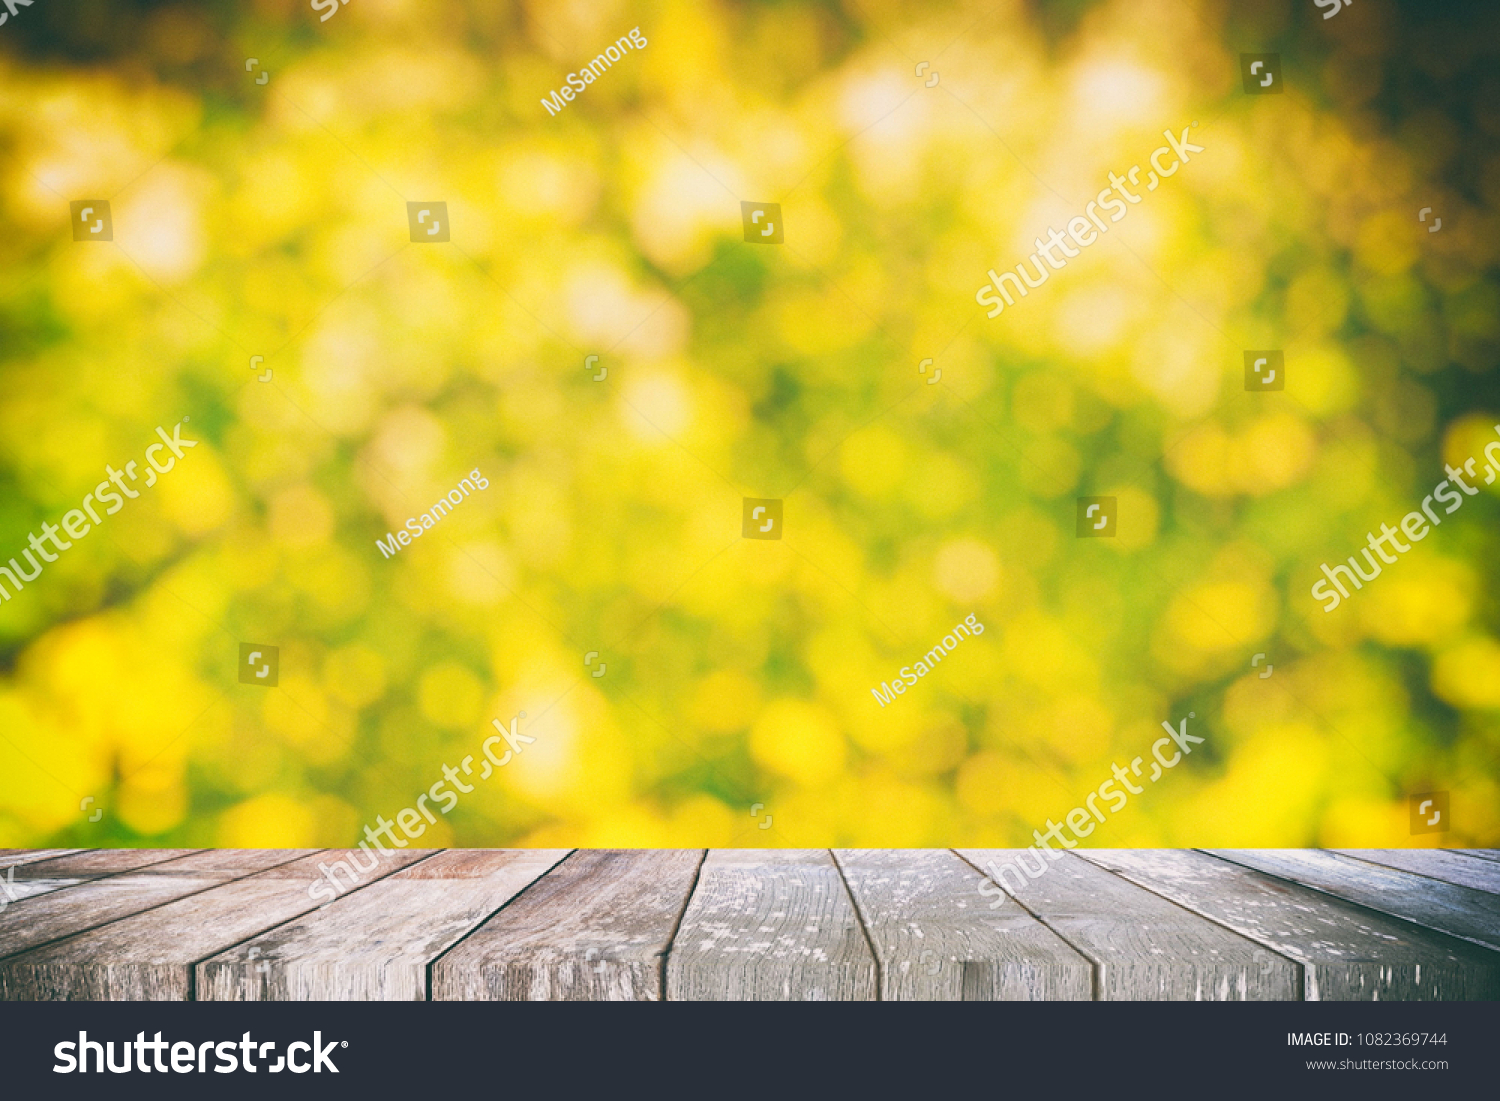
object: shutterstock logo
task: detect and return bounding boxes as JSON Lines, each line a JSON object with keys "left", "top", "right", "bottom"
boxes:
{"left": 55, "top": 1031, "right": 345, "bottom": 1074}
{"left": 70, "top": 199, "right": 113, "bottom": 241}
{"left": 407, "top": 201, "right": 449, "bottom": 242}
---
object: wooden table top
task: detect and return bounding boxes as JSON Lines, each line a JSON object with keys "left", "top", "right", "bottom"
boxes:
{"left": 0, "top": 848, "right": 1496, "bottom": 1001}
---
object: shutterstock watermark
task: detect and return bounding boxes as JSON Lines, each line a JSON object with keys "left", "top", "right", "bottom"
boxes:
{"left": 311, "top": 0, "right": 352, "bottom": 23}
{"left": 0, "top": 0, "right": 38, "bottom": 29}
{"left": 976, "top": 713, "right": 1204, "bottom": 906}
{"left": 1312, "top": 423, "right": 1500, "bottom": 612}
{"left": 308, "top": 710, "right": 534, "bottom": 903}
{"left": 975, "top": 124, "right": 1205, "bottom": 318}
{"left": 0, "top": 420, "right": 198, "bottom": 608}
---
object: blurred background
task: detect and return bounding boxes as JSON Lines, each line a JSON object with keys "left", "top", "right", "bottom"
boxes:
{"left": 0, "top": 0, "right": 1496, "bottom": 849}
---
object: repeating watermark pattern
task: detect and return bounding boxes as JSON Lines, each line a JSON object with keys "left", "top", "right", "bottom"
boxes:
{"left": 308, "top": 710, "right": 533, "bottom": 903}
{"left": 742, "top": 497, "right": 782, "bottom": 539}
{"left": 238, "top": 643, "right": 280, "bottom": 688}
{"left": 69, "top": 199, "right": 112, "bottom": 241}
{"left": 541, "top": 26, "right": 648, "bottom": 117}
{"left": 0, "top": 422, "right": 197, "bottom": 608}
{"left": 1312, "top": 423, "right": 1500, "bottom": 612}
{"left": 976, "top": 713, "right": 1204, "bottom": 907}
{"left": 1244, "top": 350, "right": 1284, "bottom": 391}
{"left": 871, "top": 613, "right": 985, "bottom": 707}
{"left": 376, "top": 469, "right": 490, "bottom": 558}
{"left": 976, "top": 124, "right": 1205, "bottom": 318}
{"left": 741, "top": 201, "right": 784, "bottom": 244}
{"left": 1076, "top": 496, "right": 1116, "bottom": 537}
{"left": 1241, "top": 54, "right": 1282, "bottom": 94}
{"left": 1409, "top": 791, "right": 1448, "bottom": 835}
{"left": 5, "top": 2, "right": 1494, "bottom": 883}
{"left": 406, "top": 201, "right": 448, "bottom": 243}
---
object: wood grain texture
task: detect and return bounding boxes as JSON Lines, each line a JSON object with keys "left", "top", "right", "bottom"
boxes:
{"left": 1210, "top": 850, "right": 1500, "bottom": 952}
{"left": 0, "top": 850, "right": 300, "bottom": 969}
{"left": 1081, "top": 850, "right": 1500, "bottom": 1001}
{"left": 198, "top": 849, "right": 568, "bottom": 1001}
{"left": 0, "top": 850, "right": 429, "bottom": 1000}
{"left": 667, "top": 850, "right": 875, "bottom": 1001}
{"left": 434, "top": 850, "right": 702, "bottom": 1001}
{"left": 1, "top": 850, "right": 200, "bottom": 910}
{"left": 13, "top": 850, "right": 200, "bottom": 875}
{"left": 0, "top": 850, "right": 81, "bottom": 867}
{"left": 957, "top": 850, "right": 1300, "bottom": 1000}
{"left": 0, "top": 848, "right": 1489, "bottom": 1002}
{"left": 1333, "top": 850, "right": 1500, "bottom": 894}
{"left": 1458, "top": 850, "right": 1500, "bottom": 864}
{"left": 834, "top": 849, "right": 1091, "bottom": 1000}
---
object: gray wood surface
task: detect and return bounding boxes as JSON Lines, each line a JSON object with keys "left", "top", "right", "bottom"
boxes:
{"left": 834, "top": 849, "right": 1091, "bottom": 1000}
{"left": 433, "top": 850, "right": 702, "bottom": 1001}
{"left": 1210, "top": 849, "right": 1500, "bottom": 952}
{"left": 1333, "top": 849, "right": 1500, "bottom": 894}
{"left": 667, "top": 850, "right": 876, "bottom": 1001}
{"left": 198, "top": 849, "right": 568, "bottom": 1001}
{"left": 0, "top": 850, "right": 296, "bottom": 967}
{"left": 1081, "top": 850, "right": 1500, "bottom": 1001}
{"left": 0, "top": 850, "right": 350, "bottom": 1000}
{"left": 1458, "top": 850, "right": 1500, "bottom": 864}
{"left": 0, "top": 848, "right": 1492, "bottom": 1001}
{"left": 957, "top": 850, "right": 1300, "bottom": 1000}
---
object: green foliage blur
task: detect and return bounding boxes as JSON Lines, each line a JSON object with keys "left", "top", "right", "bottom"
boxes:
{"left": 1, "top": 0, "right": 1497, "bottom": 849}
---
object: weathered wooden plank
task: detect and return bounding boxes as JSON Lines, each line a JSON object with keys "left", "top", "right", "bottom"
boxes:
{"left": 667, "top": 850, "right": 876, "bottom": 1001}
{"left": 1209, "top": 850, "right": 1500, "bottom": 952}
{"left": 434, "top": 850, "right": 702, "bottom": 1001}
{"left": 198, "top": 849, "right": 569, "bottom": 1001}
{"left": 1081, "top": 850, "right": 1500, "bottom": 1001}
{"left": 1, "top": 850, "right": 200, "bottom": 908}
{"left": 0, "top": 850, "right": 81, "bottom": 867}
{"left": 957, "top": 850, "right": 1300, "bottom": 1000}
{"left": 1333, "top": 850, "right": 1500, "bottom": 895}
{"left": 0, "top": 850, "right": 312, "bottom": 975}
{"left": 12, "top": 850, "right": 200, "bottom": 878}
{"left": 834, "top": 849, "right": 1091, "bottom": 1000}
{"left": 0, "top": 850, "right": 429, "bottom": 1000}
{"left": 1455, "top": 850, "right": 1500, "bottom": 864}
